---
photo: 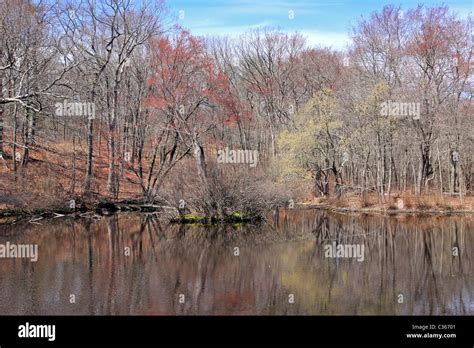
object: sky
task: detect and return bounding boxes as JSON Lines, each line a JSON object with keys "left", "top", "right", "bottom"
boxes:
{"left": 166, "top": 0, "right": 473, "bottom": 49}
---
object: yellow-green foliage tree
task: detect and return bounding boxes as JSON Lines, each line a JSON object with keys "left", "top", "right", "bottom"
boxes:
{"left": 276, "top": 89, "right": 346, "bottom": 197}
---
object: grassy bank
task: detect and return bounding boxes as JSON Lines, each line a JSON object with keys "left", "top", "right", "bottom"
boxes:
{"left": 299, "top": 193, "right": 474, "bottom": 214}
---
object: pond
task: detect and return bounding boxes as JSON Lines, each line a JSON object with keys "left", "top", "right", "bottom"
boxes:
{"left": 0, "top": 209, "right": 472, "bottom": 315}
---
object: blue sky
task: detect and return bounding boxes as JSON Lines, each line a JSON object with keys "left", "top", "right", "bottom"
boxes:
{"left": 167, "top": 0, "right": 472, "bottom": 49}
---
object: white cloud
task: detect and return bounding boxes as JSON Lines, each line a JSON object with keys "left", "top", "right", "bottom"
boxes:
{"left": 190, "top": 21, "right": 274, "bottom": 37}
{"left": 296, "top": 30, "right": 350, "bottom": 49}
{"left": 190, "top": 23, "right": 350, "bottom": 50}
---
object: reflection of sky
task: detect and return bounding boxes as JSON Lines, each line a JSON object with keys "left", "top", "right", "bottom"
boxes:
{"left": 167, "top": 0, "right": 472, "bottom": 49}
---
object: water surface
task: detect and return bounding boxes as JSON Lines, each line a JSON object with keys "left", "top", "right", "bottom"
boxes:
{"left": 0, "top": 209, "right": 472, "bottom": 315}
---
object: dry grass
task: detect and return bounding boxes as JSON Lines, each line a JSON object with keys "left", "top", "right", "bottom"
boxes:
{"left": 318, "top": 192, "right": 474, "bottom": 212}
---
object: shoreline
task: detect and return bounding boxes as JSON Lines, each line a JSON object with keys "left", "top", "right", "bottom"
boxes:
{"left": 1, "top": 201, "right": 473, "bottom": 226}
{"left": 0, "top": 200, "right": 178, "bottom": 225}
{"left": 298, "top": 203, "right": 474, "bottom": 215}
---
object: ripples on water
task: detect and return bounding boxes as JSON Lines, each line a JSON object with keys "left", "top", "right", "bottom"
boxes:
{"left": 0, "top": 209, "right": 472, "bottom": 315}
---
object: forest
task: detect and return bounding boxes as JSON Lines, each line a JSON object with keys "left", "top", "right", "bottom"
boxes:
{"left": 0, "top": 0, "right": 473, "bottom": 220}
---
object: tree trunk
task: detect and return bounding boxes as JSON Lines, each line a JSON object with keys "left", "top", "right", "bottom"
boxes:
{"left": 107, "top": 116, "right": 116, "bottom": 195}
{"left": 450, "top": 150, "right": 458, "bottom": 194}
{"left": 71, "top": 135, "right": 76, "bottom": 194}
{"left": 83, "top": 117, "right": 94, "bottom": 191}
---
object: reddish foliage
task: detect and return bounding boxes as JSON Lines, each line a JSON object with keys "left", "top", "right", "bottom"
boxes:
{"left": 145, "top": 30, "right": 242, "bottom": 134}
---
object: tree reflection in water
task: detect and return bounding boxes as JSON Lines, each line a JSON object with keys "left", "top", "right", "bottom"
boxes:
{"left": 0, "top": 210, "right": 472, "bottom": 315}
